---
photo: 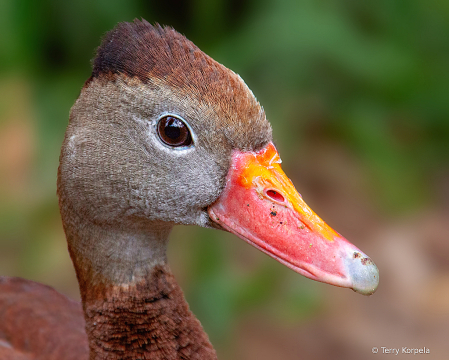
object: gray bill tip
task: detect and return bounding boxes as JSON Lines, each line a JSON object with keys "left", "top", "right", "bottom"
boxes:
{"left": 345, "top": 249, "right": 379, "bottom": 296}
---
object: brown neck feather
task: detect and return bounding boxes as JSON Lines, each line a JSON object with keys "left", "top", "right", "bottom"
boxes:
{"left": 58, "top": 204, "right": 217, "bottom": 359}
{"left": 82, "top": 264, "right": 217, "bottom": 360}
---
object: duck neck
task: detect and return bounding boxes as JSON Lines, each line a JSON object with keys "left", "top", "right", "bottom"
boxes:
{"left": 65, "top": 219, "right": 217, "bottom": 360}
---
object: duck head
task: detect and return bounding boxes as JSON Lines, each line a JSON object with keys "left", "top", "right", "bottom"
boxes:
{"left": 58, "top": 20, "right": 378, "bottom": 295}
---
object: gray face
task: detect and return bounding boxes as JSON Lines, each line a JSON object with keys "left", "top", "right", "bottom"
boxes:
{"left": 59, "top": 75, "right": 271, "bottom": 231}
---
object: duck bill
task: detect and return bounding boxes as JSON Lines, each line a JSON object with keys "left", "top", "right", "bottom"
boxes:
{"left": 208, "top": 142, "right": 378, "bottom": 295}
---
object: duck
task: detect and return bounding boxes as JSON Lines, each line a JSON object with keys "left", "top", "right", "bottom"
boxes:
{"left": 0, "top": 19, "right": 379, "bottom": 360}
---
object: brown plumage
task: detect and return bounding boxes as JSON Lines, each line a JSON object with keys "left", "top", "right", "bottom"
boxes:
{"left": 0, "top": 277, "right": 88, "bottom": 360}
{"left": 0, "top": 18, "right": 379, "bottom": 360}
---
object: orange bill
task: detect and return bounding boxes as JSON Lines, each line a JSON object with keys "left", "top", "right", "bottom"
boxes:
{"left": 208, "top": 142, "right": 379, "bottom": 295}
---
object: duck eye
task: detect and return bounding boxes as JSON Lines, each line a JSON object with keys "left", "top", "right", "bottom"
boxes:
{"left": 157, "top": 116, "right": 192, "bottom": 147}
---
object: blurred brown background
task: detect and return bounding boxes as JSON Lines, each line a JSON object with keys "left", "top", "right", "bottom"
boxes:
{"left": 1, "top": 0, "right": 448, "bottom": 359}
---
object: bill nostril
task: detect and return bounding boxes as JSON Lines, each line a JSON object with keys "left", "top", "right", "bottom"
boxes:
{"left": 265, "top": 189, "right": 285, "bottom": 203}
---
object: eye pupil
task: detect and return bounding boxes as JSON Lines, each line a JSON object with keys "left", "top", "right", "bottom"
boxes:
{"left": 165, "top": 122, "right": 181, "bottom": 139}
{"left": 157, "top": 116, "right": 192, "bottom": 147}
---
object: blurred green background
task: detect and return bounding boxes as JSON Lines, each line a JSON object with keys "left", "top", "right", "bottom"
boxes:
{"left": 1, "top": 0, "right": 448, "bottom": 359}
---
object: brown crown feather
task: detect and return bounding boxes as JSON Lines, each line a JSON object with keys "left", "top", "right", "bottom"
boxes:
{"left": 92, "top": 20, "right": 199, "bottom": 84}
{"left": 90, "top": 19, "right": 242, "bottom": 98}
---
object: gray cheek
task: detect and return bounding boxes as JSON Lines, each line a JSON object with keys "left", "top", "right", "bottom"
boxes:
{"left": 65, "top": 104, "right": 228, "bottom": 227}
{"left": 128, "top": 151, "right": 226, "bottom": 225}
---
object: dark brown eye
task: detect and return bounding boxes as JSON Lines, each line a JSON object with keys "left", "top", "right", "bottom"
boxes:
{"left": 157, "top": 116, "right": 192, "bottom": 147}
